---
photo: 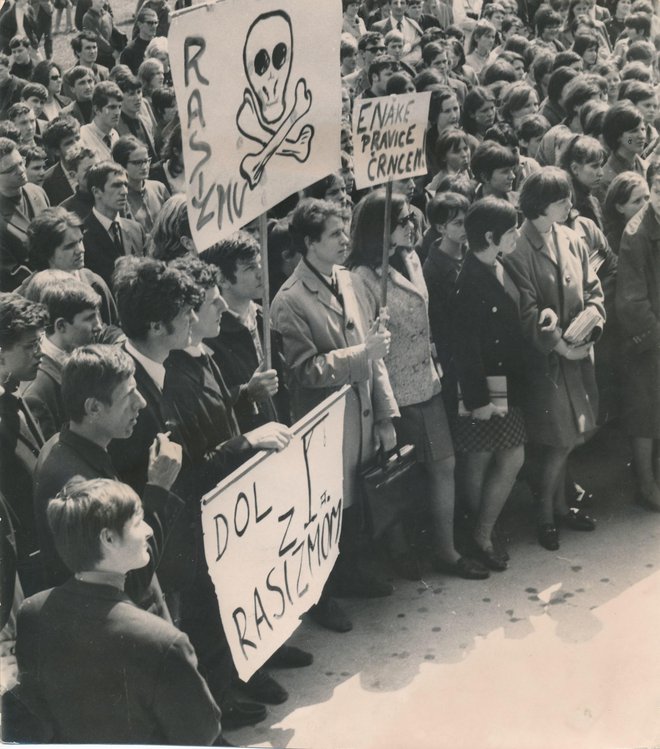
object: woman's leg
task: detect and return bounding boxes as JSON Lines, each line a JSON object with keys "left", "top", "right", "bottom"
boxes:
{"left": 473, "top": 445, "right": 524, "bottom": 551}
{"left": 633, "top": 436, "right": 660, "bottom": 508}
{"left": 54, "top": 7, "right": 62, "bottom": 33}
{"left": 427, "top": 454, "right": 460, "bottom": 563}
{"left": 460, "top": 451, "right": 490, "bottom": 519}
{"left": 533, "top": 445, "right": 572, "bottom": 526}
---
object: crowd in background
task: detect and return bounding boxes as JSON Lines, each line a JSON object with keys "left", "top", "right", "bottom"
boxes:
{"left": 0, "top": 0, "right": 659, "bottom": 745}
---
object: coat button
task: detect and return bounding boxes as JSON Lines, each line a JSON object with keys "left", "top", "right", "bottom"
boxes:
{"left": 346, "top": 320, "right": 354, "bottom": 330}
{"left": 363, "top": 408, "right": 371, "bottom": 417}
{"left": 497, "top": 362, "right": 503, "bottom": 367}
{"left": 492, "top": 306, "right": 498, "bottom": 313}
{"left": 495, "top": 339, "right": 500, "bottom": 344}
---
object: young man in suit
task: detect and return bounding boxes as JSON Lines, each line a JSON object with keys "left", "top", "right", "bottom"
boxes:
{"left": 41, "top": 115, "right": 81, "bottom": 205}
{"left": 14, "top": 476, "right": 224, "bottom": 745}
{"left": 22, "top": 277, "right": 102, "bottom": 440}
{"left": 32, "top": 343, "right": 185, "bottom": 607}
{"left": 60, "top": 144, "right": 97, "bottom": 220}
{"left": 63, "top": 31, "right": 109, "bottom": 98}
{"left": 82, "top": 160, "right": 145, "bottom": 285}
{"left": 0, "top": 137, "right": 50, "bottom": 292}
{"left": 372, "top": 0, "right": 423, "bottom": 63}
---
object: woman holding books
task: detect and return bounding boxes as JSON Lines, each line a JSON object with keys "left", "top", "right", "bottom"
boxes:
{"left": 504, "top": 168, "right": 605, "bottom": 551}
{"left": 449, "top": 198, "right": 527, "bottom": 570}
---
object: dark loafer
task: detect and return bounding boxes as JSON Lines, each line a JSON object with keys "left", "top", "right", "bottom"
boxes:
{"left": 219, "top": 696, "right": 267, "bottom": 731}
{"left": 474, "top": 545, "right": 508, "bottom": 572}
{"left": 537, "top": 523, "right": 559, "bottom": 551}
{"left": 243, "top": 668, "right": 288, "bottom": 704}
{"left": 308, "top": 597, "right": 353, "bottom": 632}
{"left": 265, "top": 644, "right": 313, "bottom": 669}
{"left": 432, "top": 555, "right": 490, "bottom": 580}
{"left": 556, "top": 508, "right": 596, "bottom": 531}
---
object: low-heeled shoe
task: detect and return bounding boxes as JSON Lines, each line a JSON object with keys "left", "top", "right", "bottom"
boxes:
{"left": 432, "top": 555, "right": 490, "bottom": 580}
{"left": 556, "top": 508, "right": 596, "bottom": 531}
{"left": 308, "top": 597, "right": 353, "bottom": 633}
{"left": 265, "top": 645, "right": 313, "bottom": 669}
{"left": 537, "top": 523, "right": 559, "bottom": 551}
{"left": 219, "top": 696, "right": 267, "bottom": 731}
{"left": 474, "top": 545, "right": 508, "bottom": 572}
{"left": 243, "top": 669, "right": 288, "bottom": 704}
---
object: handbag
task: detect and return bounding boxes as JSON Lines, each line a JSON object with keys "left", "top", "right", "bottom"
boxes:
{"left": 360, "top": 444, "right": 418, "bottom": 540}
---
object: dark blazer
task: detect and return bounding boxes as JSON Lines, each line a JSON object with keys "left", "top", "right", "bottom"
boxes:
{"left": 60, "top": 98, "right": 93, "bottom": 126}
{"left": 0, "top": 74, "right": 26, "bottom": 121}
{"left": 206, "top": 307, "right": 291, "bottom": 430}
{"left": 0, "top": 183, "right": 50, "bottom": 292}
{"left": 34, "top": 424, "right": 188, "bottom": 598}
{"left": 42, "top": 161, "right": 74, "bottom": 206}
{"left": 82, "top": 211, "right": 146, "bottom": 286}
{"left": 108, "top": 346, "right": 166, "bottom": 496}
{"left": 60, "top": 188, "right": 93, "bottom": 220}
{"left": 15, "top": 578, "right": 221, "bottom": 744}
{"left": 451, "top": 251, "right": 526, "bottom": 411}
{"left": 21, "top": 353, "right": 64, "bottom": 442}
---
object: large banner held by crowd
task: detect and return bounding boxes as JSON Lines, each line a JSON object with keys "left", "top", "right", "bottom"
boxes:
{"left": 168, "top": 0, "right": 342, "bottom": 251}
{"left": 352, "top": 91, "right": 431, "bottom": 190}
{"left": 200, "top": 387, "right": 348, "bottom": 682}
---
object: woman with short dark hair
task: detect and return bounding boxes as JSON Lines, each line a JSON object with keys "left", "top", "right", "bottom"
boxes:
{"left": 505, "top": 167, "right": 605, "bottom": 550}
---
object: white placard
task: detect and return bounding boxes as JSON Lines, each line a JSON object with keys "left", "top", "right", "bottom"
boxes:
{"left": 200, "top": 387, "right": 348, "bottom": 681}
{"left": 169, "top": 0, "right": 343, "bottom": 250}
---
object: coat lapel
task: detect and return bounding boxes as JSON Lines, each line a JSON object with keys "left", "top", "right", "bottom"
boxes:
{"left": 296, "top": 261, "right": 344, "bottom": 317}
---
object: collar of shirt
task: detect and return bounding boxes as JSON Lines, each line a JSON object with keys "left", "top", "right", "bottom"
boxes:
{"left": 125, "top": 339, "right": 165, "bottom": 390}
{"left": 227, "top": 300, "right": 259, "bottom": 330}
{"left": 40, "top": 335, "right": 68, "bottom": 368}
{"left": 92, "top": 206, "right": 119, "bottom": 232}
{"left": 183, "top": 342, "right": 207, "bottom": 358}
{"left": 88, "top": 120, "right": 116, "bottom": 145}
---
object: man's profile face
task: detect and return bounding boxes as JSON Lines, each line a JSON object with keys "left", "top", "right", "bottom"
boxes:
{"left": 121, "top": 88, "right": 143, "bottom": 118}
{"left": 1, "top": 329, "right": 42, "bottom": 381}
{"left": 138, "top": 11, "right": 159, "bottom": 39}
{"left": 58, "top": 132, "right": 81, "bottom": 161}
{"left": 13, "top": 109, "right": 36, "bottom": 143}
{"left": 0, "top": 148, "right": 28, "bottom": 194}
{"left": 25, "top": 157, "right": 47, "bottom": 186}
{"left": 308, "top": 215, "right": 349, "bottom": 269}
{"left": 97, "top": 375, "right": 146, "bottom": 439}
{"left": 61, "top": 308, "right": 102, "bottom": 350}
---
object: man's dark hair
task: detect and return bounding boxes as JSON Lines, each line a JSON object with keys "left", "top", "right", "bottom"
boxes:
{"left": 70, "top": 30, "right": 98, "bottom": 57}
{"left": 0, "top": 293, "right": 48, "bottom": 350}
{"left": 21, "top": 83, "right": 48, "bottom": 103}
{"left": 0, "top": 136, "right": 18, "bottom": 159}
{"left": 67, "top": 65, "right": 95, "bottom": 87}
{"left": 357, "top": 31, "right": 384, "bottom": 53}
{"left": 18, "top": 143, "right": 46, "bottom": 166}
{"left": 28, "top": 207, "right": 82, "bottom": 270}
{"left": 38, "top": 279, "right": 101, "bottom": 335}
{"left": 112, "top": 257, "right": 202, "bottom": 341}
{"left": 111, "top": 135, "right": 142, "bottom": 167}
{"left": 534, "top": 6, "right": 562, "bottom": 34}
{"left": 289, "top": 198, "right": 345, "bottom": 256}
{"left": 552, "top": 50, "right": 582, "bottom": 70}
{"left": 42, "top": 115, "right": 81, "bottom": 152}
{"left": 61, "top": 344, "right": 134, "bottom": 423}
{"left": 8, "top": 102, "right": 31, "bottom": 122}
{"left": 169, "top": 255, "right": 220, "bottom": 296}
{"left": 547, "top": 66, "right": 579, "bottom": 105}
{"left": 624, "top": 12, "right": 651, "bottom": 37}
{"left": 367, "top": 55, "right": 399, "bottom": 83}
{"left": 200, "top": 232, "right": 260, "bottom": 286}
{"left": 87, "top": 161, "right": 125, "bottom": 198}
{"left": 113, "top": 70, "right": 142, "bottom": 94}
{"left": 92, "top": 81, "right": 123, "bottom": 110}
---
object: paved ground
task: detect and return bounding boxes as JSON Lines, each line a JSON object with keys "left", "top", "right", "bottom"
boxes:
{"left": 228, "top": 425, "right": 660, "bottom": 749}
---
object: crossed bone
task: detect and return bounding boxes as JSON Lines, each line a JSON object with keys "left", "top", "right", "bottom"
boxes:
{"left": 237, "top": 78, "right": 314, "bottom": 189}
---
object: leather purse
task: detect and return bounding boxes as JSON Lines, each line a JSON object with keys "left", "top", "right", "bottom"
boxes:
{"left": 360, "top": 444, "right": 419, "bottom": 539}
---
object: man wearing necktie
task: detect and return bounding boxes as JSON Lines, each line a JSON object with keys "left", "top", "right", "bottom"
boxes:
{"left": 372, "top": 0, "right": 423, "bottom": 64}
{"left": 82, "top": 161, "right": 146, "bottom": 285}
{"left": 79, "top": 81, "right": 122, "bottom": 161}
{"left": 0, "top": 293, "right": 49, "bottom": 596}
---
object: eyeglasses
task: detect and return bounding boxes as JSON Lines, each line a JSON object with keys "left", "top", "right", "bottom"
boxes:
{"left": 366, "top": 46, "right": 386, "bottom": 53}
{"left": 50, "top": 74, "right": 61, "bottom": 80}
{"left": 10, "top": 43, "right": 29, "bottom": 50}
{"left": 143, "top": 20, "right": 158, "bottom": 25}
{"left": 128, "top": 157, "right": 151, "bottom": 166}
{"left": 395, "top": 213, "right": 414, "bottom": 227}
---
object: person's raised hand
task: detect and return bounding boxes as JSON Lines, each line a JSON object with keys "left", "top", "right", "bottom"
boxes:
{"left": 147, "top": 432, "right": 182, "bottom": 490}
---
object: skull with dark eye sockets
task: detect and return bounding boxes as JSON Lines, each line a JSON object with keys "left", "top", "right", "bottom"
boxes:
{"left": 243, "top": 11, "right": 293, "bottom": 125}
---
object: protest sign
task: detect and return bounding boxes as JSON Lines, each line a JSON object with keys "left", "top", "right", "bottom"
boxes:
{"left": 169, "top": 0, "right": 342, "bottom": 251}
{"left": 200, "top": 387, "right": 348, "bottom": 682}
{"left": 352, "top": 91, "right": 431, "bottom": 190}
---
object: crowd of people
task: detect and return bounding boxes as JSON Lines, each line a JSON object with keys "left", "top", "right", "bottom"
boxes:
{"left": 1, "top": 0, "right": 659, "bottom": 744}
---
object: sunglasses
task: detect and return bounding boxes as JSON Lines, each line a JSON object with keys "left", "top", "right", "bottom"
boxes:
{"left": 366, "top": 46, "right": 386, "bottom": 53}
{"left": 50, "top": 74, "right": 61, "bottom": 80}
{"left": 395, "top": 213, "right": 414, "bottom": 227}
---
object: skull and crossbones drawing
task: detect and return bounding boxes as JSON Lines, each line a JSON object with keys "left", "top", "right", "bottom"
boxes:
{"left": 237, "top": 11, "right": 314, "bottom": 189}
